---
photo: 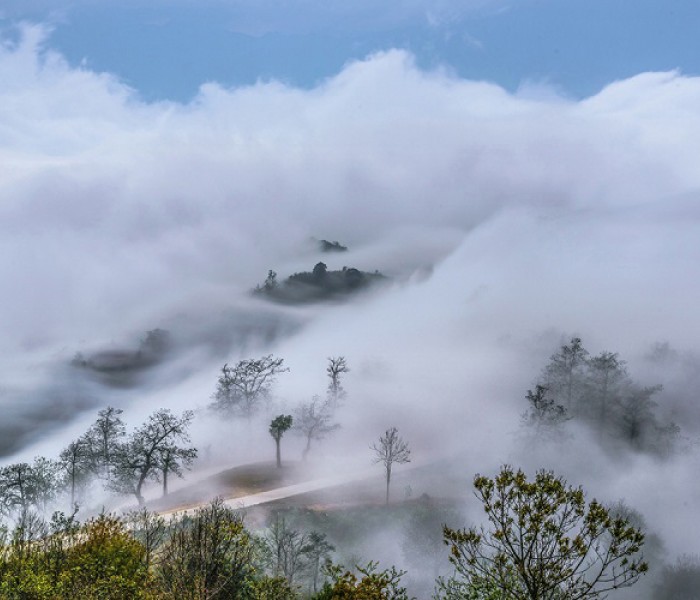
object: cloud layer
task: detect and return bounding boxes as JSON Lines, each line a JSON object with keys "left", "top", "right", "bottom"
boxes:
{"left": 2, "top": 24, "right": 700, "bottom": 557}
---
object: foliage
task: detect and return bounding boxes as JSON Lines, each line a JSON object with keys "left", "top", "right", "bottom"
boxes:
{"left": 252, "top": 264, "right": 386, "bottom": 304}
{"left": 210, "top": 355, "right": 288, "bottom": 419}
{"left": 155, "top": 499, "right": 254, "bottom": 599}
{"left": 436, "top": 572, "right": 509, "bottom": 600}
{"left": 314, "top": 562, "right": 410, "bottom": 600}
{"left": 537, "top": 337, "right": 679, "bottom": 454}
{"left": 270, "top": 415, "right": 294, "bottom": 468}
{"left": 542, "top": 337, "right": 589, "bottom": 412}
{"left": 59, "top": 514, "right": 154, "bottom": 599}
{"left": 245, "top": 575, "right": 299, "bottom": 599}
{"left": 124, "top": 507, "right": 167, "bottom": 569}
{"left": 442, "top": 465, "right": 648, "bottom": 600}
{"left": 0, "top": 512, "right": 155, "bottom": 599}
{"left": 371, "top": 428, "right": 411, "bottom": 505}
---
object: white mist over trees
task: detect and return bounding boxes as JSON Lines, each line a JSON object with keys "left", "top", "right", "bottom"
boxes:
{"left": 1, "top": 24, "right": 700, "bottom": 597}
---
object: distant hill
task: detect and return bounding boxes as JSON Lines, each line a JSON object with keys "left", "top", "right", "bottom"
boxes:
{"left": 253, "top": 262, "right": 387, "bottom": 304}
{"left": 71, "top": 328, "right": 172, "bottom": 386}
{"left": 318, "top": 239, "right": 348, "bottom": 253}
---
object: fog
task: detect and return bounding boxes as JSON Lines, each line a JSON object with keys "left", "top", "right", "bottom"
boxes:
{"left": 1, "top": 23, "right": 700, "bottom": 576}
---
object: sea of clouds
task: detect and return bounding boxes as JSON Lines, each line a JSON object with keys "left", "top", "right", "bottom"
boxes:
{"left": 1, "top": 23, "right": 700, "bottom": 558}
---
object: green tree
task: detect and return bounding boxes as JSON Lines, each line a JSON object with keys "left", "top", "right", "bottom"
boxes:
{"left": 59, "top": 514, "right": 155, "bottom": 599}
{"left": 0, "top": 512, "right": 155, "bottom": 599}
{"left": 270, "top": 415, "right": 293, "bottom": 468}
{"left": 442, "top": 465, "right": 648, "bottom": 600}
{"left": 314, "top": 562, "right": 409, "bottom": 600}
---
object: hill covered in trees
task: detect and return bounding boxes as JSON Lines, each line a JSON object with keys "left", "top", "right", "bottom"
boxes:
{"left": 253, "top": 262, "right": 388, "bottom": 304}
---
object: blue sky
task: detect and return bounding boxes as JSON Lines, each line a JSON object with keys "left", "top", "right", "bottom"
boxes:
{"left": 1, "top": 0, "right": 699, "bottom": 102}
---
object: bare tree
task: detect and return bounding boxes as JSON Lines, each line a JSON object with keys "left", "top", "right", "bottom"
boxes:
{"left": 31, "top": 456, "right": 61, "bottom": 514}
{"left": 371, "top": 427, "right": 411, "bottom": 505}
{"left": 210, "top": 355, "right": 288, "bottom": 419}
{"left": 541, "top": 337, "right": 589, "bottom": 413}
{"left": 157, "top": 443, "right": 197, "bottom": 497}
{"left": 263, "top": 512, "right": 313, "bottom": 586}
{"left": 307, "top": 531, "right": 334, "bottom": 594}
{"left": 110, "top": 409, "right": 196, "bottom": 505}
{"left": 269, "top": 415, "right": 293, "bottom": 468}
{"left": 521, "top": 385, "right": 569, "bottom": 441}
{"left": 59, "top": 438, "right": 91, "bottom": 507}
{"left": 157, "top": 499, "right": 254, "bottom": 597}
{"left": 294, "top": 395, "right": 339, "bottom": 461}
{"left": 83, "top": 406, "right": 126, "bottom": 480}
{"left": 0, "top": 458, "right": 60, "bottom": 517}
{"left": 124, "top": 507, "right": 167, "bottom": 569}
{"left": 587, "top": 351, "right": 628, "bottom": 428}
{"left": 326, "top": 356, "right": 349, "bottom": 408}
{"left": 0, "top": 462, "right": 36, "bottom": 516}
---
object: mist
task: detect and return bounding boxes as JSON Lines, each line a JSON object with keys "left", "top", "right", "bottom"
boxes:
{"left": 2, "top": 23, "right": 700, "bottom": 583}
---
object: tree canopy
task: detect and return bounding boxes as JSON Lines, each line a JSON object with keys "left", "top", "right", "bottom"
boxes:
{"left": 442, "top": 465, "right": 648, "bottom": 600}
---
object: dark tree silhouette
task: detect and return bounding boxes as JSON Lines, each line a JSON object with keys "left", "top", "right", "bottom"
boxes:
{"left": 326, "top": 356, "right": 349, "bottom": 408}
{"left": 210, "top": 355, "right": 288, "bottom": 419}
{"left": 269, "top": 415, "right": 293, "bottom": 468}
{"left": 294, "top": 396, "right": 339, "bottom": 461}
{"left": 371, "top": 427, "right": 411, "bottom": 505}
{"left": 110, "top": 409, "right": 196, "bottom": 505}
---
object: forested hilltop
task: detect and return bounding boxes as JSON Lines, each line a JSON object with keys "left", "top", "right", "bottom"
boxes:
{"left": 253, "top": 262, "right": 387, "bottom": 304}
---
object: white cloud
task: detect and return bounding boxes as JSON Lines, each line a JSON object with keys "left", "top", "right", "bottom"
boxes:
{"left": 2, "top": 26, "right": 700, "bottom": 555}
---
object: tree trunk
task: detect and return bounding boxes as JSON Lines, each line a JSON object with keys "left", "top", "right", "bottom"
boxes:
{"left": 385, "top": 466, "right": 391, "bottom": 505}
{"left": 162, "top": 468, "right": 168, "bottom": 496}
{"left": 302, "top": 435, "right": 312, "bottom": 462}
{"left": 136, "top": 475, "right": 147, "bottom": 506}
{"left": 276, "top": 438, "right": 282, "bottom": 468}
